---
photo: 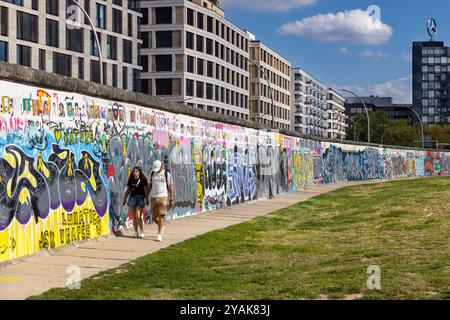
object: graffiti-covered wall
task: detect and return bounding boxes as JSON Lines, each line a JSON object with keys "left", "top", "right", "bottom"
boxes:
{"left": 0, "top": 79, "right": 449, "bottom": 262}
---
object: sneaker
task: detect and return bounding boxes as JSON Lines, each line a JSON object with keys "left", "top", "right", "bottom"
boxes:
{"left": 157, "top": 234, "right": 163, "bottom": 242}
{"left": 139, "top": 232, "right": 145, "bottom": 238}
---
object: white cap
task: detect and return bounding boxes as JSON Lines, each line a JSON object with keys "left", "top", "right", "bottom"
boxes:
{"left": 152, "top": 160, "right": 162, "bottom": 173}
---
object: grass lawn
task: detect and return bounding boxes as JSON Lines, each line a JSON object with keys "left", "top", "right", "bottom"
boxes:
{"left": 31, "top": 177, "right": 450, "bottom": 300}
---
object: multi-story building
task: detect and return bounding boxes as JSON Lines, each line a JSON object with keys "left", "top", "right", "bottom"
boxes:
{"left": 292, "top": 68, "right": 329, "bottom": 137}
{"left": 413, "top": 41, "right": 450, "bottom": 125}
{"left": 0, "top": 0, "right": 142, "bottom": 90}
{"left": 327, "top": 89, "right": 347, "bottom": 139}
{"left": 139, "top": 0, "right": 251, "bottom": 121}
{"left": 345, "top": 96, "right": 415, "bottom": 124}
{"left": 248, "top": 39, "right": 291, "bottom": 130}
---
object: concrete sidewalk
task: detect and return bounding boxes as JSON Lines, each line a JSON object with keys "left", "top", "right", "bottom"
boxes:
{"left": 0, "top": 180, "right": 381, "bottom": 300}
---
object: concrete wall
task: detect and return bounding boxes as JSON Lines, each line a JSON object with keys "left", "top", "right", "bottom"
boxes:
{"left": 1, "top": 62, "right": 449, "bottom": 262}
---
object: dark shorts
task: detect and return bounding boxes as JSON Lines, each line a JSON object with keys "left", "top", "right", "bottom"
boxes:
{"left": 128, "top": 194, "right": 145, "bottom": 209}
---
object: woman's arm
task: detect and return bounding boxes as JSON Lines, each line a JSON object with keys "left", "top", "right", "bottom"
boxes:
{"left": 123, "top": 186, "right": 131, "bottom": 205}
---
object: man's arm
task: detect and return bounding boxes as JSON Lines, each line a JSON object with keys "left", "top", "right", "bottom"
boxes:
{"left": 168, "top": 173, "right": 174, "bottom": 207}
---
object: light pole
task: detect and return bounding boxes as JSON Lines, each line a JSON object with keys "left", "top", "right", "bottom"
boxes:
{"left": 340, "top": 89, "right": 370, "bottom": 144}
{"left": 404, "top": 105, "right": 425, "bottom": 149}
{"left": 234, "top": 54, "right": 275, "bottom": 128}
{"left": 71, "top": 0, "right": 103, "bottom": 85}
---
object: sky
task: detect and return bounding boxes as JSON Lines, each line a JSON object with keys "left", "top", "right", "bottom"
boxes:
{"left": 220, "top": 0, "right": 450, "bottom": 103}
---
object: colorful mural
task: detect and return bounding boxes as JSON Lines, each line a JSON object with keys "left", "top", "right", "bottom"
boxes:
{"left": 1, "top": 79, "right": 449, "bottom": 262}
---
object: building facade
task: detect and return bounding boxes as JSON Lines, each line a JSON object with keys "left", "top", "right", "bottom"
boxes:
{"left": 292, "top": 68, "right": 329, "bottom": 137}
{"left": 0, "top": 0, "right": 142, "bottom": 90}
{"left": 345, "top": 96, "right": 415, "bottom": 124}
{"left": 327, "top": 89, "right": 347, "bottom": 139}
{"left": 139, "top": 0, "right": 251, "bottom": 121}
{"left": 413, "top": 41, "right": 450, "bottom": 125}
{"left": 248, "top": 40, "right": 291, "bottom": 130}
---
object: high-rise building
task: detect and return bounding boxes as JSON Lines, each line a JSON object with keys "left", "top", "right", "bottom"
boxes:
{"left": 249, "top": 40, "right": 291, "bottom": 130}
{"left": 413, "top": 41, "right": 450, "bottom": 125}
{"left": 139, "top": 0, "right": 251, "bottom": 121}
{"left": 0, "top": 0, "right": 142, "bottom": 90}
{"left": 292, "top": 68, "right": 329, "bottom": 137}
{"left": 327, "top": 89, "right": 347, "bottom": 139}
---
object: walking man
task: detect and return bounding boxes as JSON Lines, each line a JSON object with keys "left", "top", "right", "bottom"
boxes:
{"left": 148, "top": 160, "right": 174, "bottom": 242}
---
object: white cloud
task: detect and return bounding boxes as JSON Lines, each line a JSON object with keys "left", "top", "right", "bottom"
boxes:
{"left": 278, "top": 9, "right": 393, "bottom": 45}
{"left": 337, "top": 76, "right": 412, "bottom": 104}
{"left": 359, "top": 50, "right": 389, "bottom": 62}
{"left": 221, "top": 0, "right": 317, "bottom": 12}
{"left": 401, "top": 53, "right": 412, "bottom": 63}
{"left": 340, "top": 46, "right": 350, "bottom": 54}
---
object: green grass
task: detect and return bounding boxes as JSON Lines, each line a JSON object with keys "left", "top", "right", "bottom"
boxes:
{"left": 31, "top": 177, "right": 450, "bottom": 300}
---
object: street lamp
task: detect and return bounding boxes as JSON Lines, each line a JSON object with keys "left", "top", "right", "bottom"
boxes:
{"left": 403, "top": 105, "right": 425, "bottom": 149}
{"left": 340, "top": 89, "right": 370, "bottom": 144}
{"left": 234, "top": 54, "right": 275, "bottom": 128}
{"left": 71, "top": 0, "right": 104, "bottom": 85}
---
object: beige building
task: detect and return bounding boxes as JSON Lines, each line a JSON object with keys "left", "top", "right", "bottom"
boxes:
{"left": 139, "top": 0, "right": 251, "bottom": 121}
{"left": 249, "top": 40, "right": 291, "bottom": 130}
{"left": 0, "top": 0, "right": 142, "bottom": 90}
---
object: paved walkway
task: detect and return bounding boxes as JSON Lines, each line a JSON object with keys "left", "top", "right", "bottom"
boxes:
{"left": 0, "top": 180, "right": 384, "bottom": 300}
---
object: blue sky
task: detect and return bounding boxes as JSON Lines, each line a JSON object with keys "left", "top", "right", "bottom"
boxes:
{"left": 221, "top": 0, "right": 450, "bottom": 103}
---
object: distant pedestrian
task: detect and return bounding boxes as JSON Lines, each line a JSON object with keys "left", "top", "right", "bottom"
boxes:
{"left": 123, "top": 167, "right": 149, "bottom": 238}
{"left": 148, "top": 160, "right": 174, "bottom": 242}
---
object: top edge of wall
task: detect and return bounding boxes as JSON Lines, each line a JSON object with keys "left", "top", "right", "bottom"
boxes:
{"left": 0, "top": 62, "right": 441, "bottom": 153}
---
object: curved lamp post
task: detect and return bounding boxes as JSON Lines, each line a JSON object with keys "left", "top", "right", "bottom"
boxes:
{"left": 340, "top": 89, "right": 370, "bottom": 144}
{"left": 234, "top": 54, "right": 275, "bottom": 128}
{"left": 72, "top": 0, "right": 103, "bottom": 85}
{"left": 403, "top": 105, "right": 424, "bottom": 149}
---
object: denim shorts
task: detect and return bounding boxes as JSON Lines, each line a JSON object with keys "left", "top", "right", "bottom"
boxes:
{"left": 128, "top": 195, "right": 145, "bottom": 209}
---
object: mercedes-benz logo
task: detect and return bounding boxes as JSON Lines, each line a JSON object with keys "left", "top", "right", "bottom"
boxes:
{"left": 427, "top": 18, "right": 437, "bottom": 41}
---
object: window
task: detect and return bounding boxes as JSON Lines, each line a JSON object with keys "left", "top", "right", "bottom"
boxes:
{"left": 46, "top": 19, "right": 59, "bottom": 47}
{"left": 140, "top": 7, "right": 148, "bottom": 25}
{"left": 140, "top": 55, "right": 148, "bottom": 72}
{"left": 156, "top": 31, "right": 172, "bottom": 48}
{"left": 207, "top": 61, "right": 213, "bottom": 77}
{"left": 196, "top": 35, "right": 203, "bottom": 52}
{"left": 155, "top": 7, "right": 172, "bottom": 24}
{"left": 122, "top": 66, "right": 128, "bottom": 89}
{"left": 66, "top": 27, "right": 83, "bottom": 52}
{"left": 39, "top": 49, "right": 46, "bottom": 70}
{"left": 53, "top": 52, "right": 72, "bottom": 77}
{"left": 112, "top": 64, "right": 117, "bottom": 87}
{"left": 141, "top": 79, "right": 149, "bottom": 94}
{"left": 156, "top": 79, "right": 172, "bottom": 95}
{"left": 197, "top": 12, "right": 204, "bottom": 29}
{"left": 187, "top": 55, "right": 194, "bottom": 73}
{"left": 90, "top": 60, "right": 100, "bottom": 83}
{"left": 17, "top": 12, "right": 38, "bottom": 43}
{"left": 206, "top": 83, "right": 213, "bottom": 100}
{"left": 186, "top": 32, "right": 194, "bottom": 49}
{"left": 1, "top": 6, "right": 8, "bottom": 36}
{"left": 107, "top": 35, "right": 117, "bottom": 60}
{"left": 128, "top": 13, "right": 133, "bottom": 37}
{"left": 78, "top": 57, "right": 84, "bottom": 80}
{"left": 112, "top": 9, "right": 122, "bottom": 33}
{"left": 17, "top": 45, "right": 31, "bottom": 67}
{"left": 186, "top": 79, "right": 194, "bottom": 96}
{"left": 140, "top": 31, "right": 149, "bottom": 48}
{"left": 90, "top": 31, "right": 101, "bottom": 56}
{"left": 32, "top": 0, "right": 38, "bottom": 10}
{"left": 84, "top": 0, "right": 90, "bottom": 24}
{"left": 0, "top": 41, "right": 7, "bottom": 62}
{"left": 155, "top": 55, "right": 172, "bottom": 72}
{"left": 197, "top": 58, "right": 204, "bottom": 75}
{"left": 46, "top": 0, "right": 58, "bottom": 15}
{"left": 123, "top": 39, "right": 132, "bottom": 63}
{"left": 207, "top": 16, "right": 213, "bottom": 32}
{"left": 187, "top": 8, "right": 194, "bottom": 26}
{"left": 196, "top": 81, "right": 204, "bottom": 98}
{"left": 96, "top": 3, "right": 106, "bottom": 29}
{"left": 206, "top": 38, "right": 213, "bottom": 55}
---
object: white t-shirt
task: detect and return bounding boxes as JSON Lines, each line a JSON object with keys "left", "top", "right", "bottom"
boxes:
{"left": 150, "top": 170, "right": 173, "bottom": 198}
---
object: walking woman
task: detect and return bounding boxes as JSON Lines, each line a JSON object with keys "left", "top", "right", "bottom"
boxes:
{"left": 123, "top": 167, "right": 149, "bottom": 238}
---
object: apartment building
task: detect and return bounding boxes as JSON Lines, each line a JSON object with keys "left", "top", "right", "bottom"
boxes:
{"left": 327, "top": 89, "right": 347, "bottom": 139}
{"left": 0, "top": 0, "right": 142, "bottom": 90}
{"left": 139, "top": 0, "right": 251, "bottom": 120}
{"left": 292, "top": 68, "right": 329, "bottom": 137}
{"left": 249, "top": 39, "right": 291, "bottom": 130}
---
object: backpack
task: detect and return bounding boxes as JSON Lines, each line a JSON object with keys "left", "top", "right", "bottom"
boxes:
{"left": 150, "top": 169, "right": 171, "bottom": 193}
